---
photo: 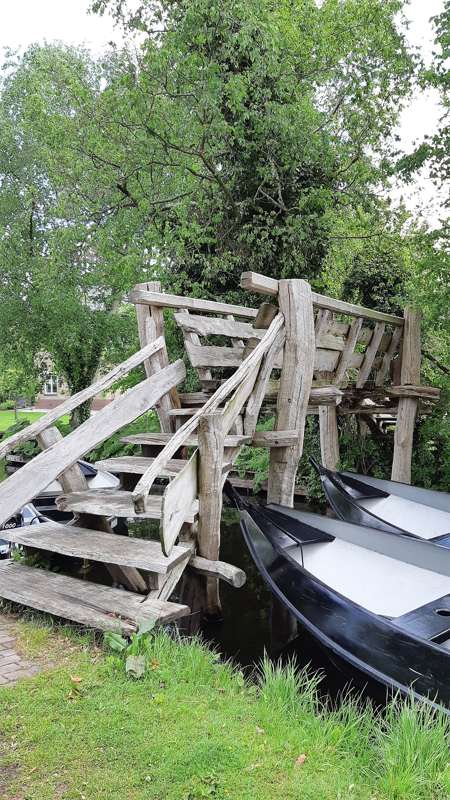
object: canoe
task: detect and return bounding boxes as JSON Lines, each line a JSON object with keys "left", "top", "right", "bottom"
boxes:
{"left": 225, "top": 482, "right": 450, "bottom": 712}
{"left": 310, "top": 457, "right": 450, "bottom": 542}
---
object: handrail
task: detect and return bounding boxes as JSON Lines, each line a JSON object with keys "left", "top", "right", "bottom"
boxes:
{"left": 240, "top": 272, "right": 404, "bottom": 327}
{"left": 0, "top": 338, "right": 165, "bottom": 460}
{"left": 128, "top": 288, "right": 258, "bottom": 319}
{"left": 132, "top": 313, "right": 285, "bottom": 512}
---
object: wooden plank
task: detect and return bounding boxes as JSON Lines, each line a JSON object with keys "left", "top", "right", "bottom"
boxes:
{"left": 131, "top": 314, "right": 284, "bottom": 512}
{"left": 189, "top": 555, "right": 246, "bottom": 588}
{"left": 0, "top": 360, "right": 186, "bottom": 529}
{"left": 356, "top": 322, "right": 386, "bottom": 388}
{"left": 221, "top": 365, "right": 260, "bottom": 434}
{"left": 160, "top": 451, "right": 198, "bottom": 557}
{"left": 177, "top": 310, "right": 213, "bottom": 383}
{"left": 268, "top": 280, "right": 315, "bottom": 506}
{"left": 197, "top": 413, "right": 224, "bottom": 613}
{"left": 121, "top": 432, "right": 250, "bottom": 448}
{"left": 240, "top": 271, "right": 279, "bottom": 296}
{"left": 315, "top": 308, "right": 332, "bottom": 337}
{"left": 129, "top": 288, "right": 258, "bottom": 319}
{"left": 334, "top": 317, "right": 364, "bottom": 384}
{"left": 95, "top": 456, "right": 188, "bottom": 476}
{"left": 252, "top": 430, "right": 299, "bottom": 447}
{"left": 4, "top": 523, "right": 192, "bottom": 574}
{"left": 375, "top": 326, "right": 403, "bottom": 386}
{"left": 0, "top": 338, "right": 165, "bottom": 460}
{"left": 174, "top": 312, "right": 256, "bottom": 340}
{"left": 319, "top": 406, "right": 340, "bottom": 470}
{"left": 392, "top": 308, "right": 421, "bottom": 483}
{"left": 179, "top": 392, "right": 211, "bottom": 405}
{"left": 0, "top": 561, "right": 189, "bottom": 632}
{"left": 184, "top": 341, "right": 245, "bottom": 369}
{"left": 55, "top": 489, "right": 198, "bottom": 522}
{"left": 240, "top": 271, "right": 404, "bottom": 325}
{"left": 135, "top": 281, "right": 179, "bottom": 432}
{"left": 244, "top": 330, "right": 285, "bottom": 434}
{"left": 386, "top": 385, "right": 440, "bottom": 400}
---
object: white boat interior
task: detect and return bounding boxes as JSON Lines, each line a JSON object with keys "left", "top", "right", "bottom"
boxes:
{"left": 357, "top": 495, "right": 450, "bottom": 539}
{"left": 342, "top": 471, "right": 450, "bottom": 514}
{"left": 267, "top": 506, "right": 450, "bottom": 644}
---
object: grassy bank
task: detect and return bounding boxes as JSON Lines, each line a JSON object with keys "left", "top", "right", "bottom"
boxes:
{"left": 0, "top": 619, "right": 449, "bottom": 800}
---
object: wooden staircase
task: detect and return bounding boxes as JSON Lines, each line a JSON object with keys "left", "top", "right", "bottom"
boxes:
{"left": 0, "top": 274, "right": 438, "bottom": 632}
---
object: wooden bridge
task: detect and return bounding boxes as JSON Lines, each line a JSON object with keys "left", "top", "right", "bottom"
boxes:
{"left": 0, "top": 273, "right": 439, "bottom": 631}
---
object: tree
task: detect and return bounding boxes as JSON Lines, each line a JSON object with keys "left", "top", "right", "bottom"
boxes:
{"left": 87, "top": 0, "right": 416, "bottom": 298}
{"left": 0, "top": 45, "right": 141, "bottom": 425}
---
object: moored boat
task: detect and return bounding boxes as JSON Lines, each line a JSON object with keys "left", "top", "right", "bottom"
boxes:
{"left": 226, "top": 483, "right": 450, "bottom": 713}
{"left": 309, "top": 457, "right": 450, "bottom": 542}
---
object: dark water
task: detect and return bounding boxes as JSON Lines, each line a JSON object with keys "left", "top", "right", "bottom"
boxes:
{"left": 194, "top": 509, "right": 372, "bottom": 702}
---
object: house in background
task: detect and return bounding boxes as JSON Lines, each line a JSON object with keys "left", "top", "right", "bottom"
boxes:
{"left": 34, "top": 356, "right": 113, "bottom": 412}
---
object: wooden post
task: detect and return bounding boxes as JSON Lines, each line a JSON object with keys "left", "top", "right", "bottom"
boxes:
{"left": 197, "top": 412, "right": 224, "bottom": 618}
{"left": 319, "top": 406, "right": 339, "bottom": 470}
{"left": 268, "top": 280, "right": 315, "bottom": 506}
{"left": 134, "top": 280, "right": 180, "bottom": 432}
{"left": 391, "top": 307, "right": 421, "bottom": 484}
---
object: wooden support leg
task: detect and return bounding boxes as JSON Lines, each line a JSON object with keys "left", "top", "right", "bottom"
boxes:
{"left": 268, "top": 280, "right": 315, "bottom": 506}
{"left": 197, "top": 412, "right": 224, "bottom": 619}
{"left": 319, "top": 405, "right": 339, "bottom": 470}
{"left": 391, "top": 308, "right": 421, "bottom": 484}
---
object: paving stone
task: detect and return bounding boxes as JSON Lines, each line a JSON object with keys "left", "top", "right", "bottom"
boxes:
{"left": 0, "top": 617, "right": 41, "bottom": 686}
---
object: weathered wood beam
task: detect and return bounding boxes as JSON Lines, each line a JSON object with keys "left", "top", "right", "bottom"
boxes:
{"left": 268, "top": 280, "right": 315, "bottom": 506}
{"left": 197, "top": 412, "right": 224, "bottom": 615}
{"left": 129, "top": 288, "right": 258, "bottom": 319}
{"left": 319, "top": 406, "right": 340, "bottom": 470}
{"left": 131, "top": 314, "right": 284, "bottom": 512}
{"left": 0, "top": 360, "right": 185, "bottom": 529}
{"left": 160, "top": 451, "right": 198, "bottom": 557}
{"left": 135, "top": 281, "right": 180, "bottom": 432}
{"left": 240, "top": 271, "right": 404, "bottom": 326}
{"left": 0, "top": 338, "right": 165, "bottom": 460}
{"left": 189, "top": 555, "right": 246, "bottom": 588}
{"left": 391, "top": 307, "right": 421, "bottom": 483}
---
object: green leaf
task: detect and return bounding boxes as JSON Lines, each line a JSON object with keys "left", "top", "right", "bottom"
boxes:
{"left": 125, "top": 654, "right": 146, "bottom": 679}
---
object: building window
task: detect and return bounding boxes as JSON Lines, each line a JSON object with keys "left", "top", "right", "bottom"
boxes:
{"left": 43, "top": 375, "right": 60, "bottom": 396}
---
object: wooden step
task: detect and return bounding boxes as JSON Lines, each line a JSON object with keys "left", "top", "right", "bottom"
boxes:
{"left": 121, "top": 432, "right": 251, "bottom": 448}
{"left": 0, "top": 561, "right": 189, "bottom": 633}
{"left": 55, "top": 489, "right": 198, "bottom": 521}
{"left": 3, "top": 522, "right": 191, "bottom": 574}
{"left": 95, "top": 456, "right": 187, "bottom": 476}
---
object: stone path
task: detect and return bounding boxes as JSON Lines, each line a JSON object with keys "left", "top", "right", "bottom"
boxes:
{"left": 0, "top": 618, "right": 40, "bottom": 686}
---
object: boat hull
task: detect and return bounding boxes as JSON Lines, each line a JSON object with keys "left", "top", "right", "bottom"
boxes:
{"left": 242, "top": 506, "right": 450, "bottom": 713}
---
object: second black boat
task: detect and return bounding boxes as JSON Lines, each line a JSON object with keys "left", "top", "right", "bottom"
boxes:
{"left": 226, "top": 483, "right": 450, "bottom": 713}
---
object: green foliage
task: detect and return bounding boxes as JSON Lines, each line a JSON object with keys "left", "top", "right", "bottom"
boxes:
{"left": 87, "top": 0, "right": 417, "bottom": 298}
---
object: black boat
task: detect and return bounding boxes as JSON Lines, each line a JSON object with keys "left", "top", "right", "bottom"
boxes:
{"left": 310, "top": 458, "right": 450, "bottom": 543}
{"left": 226, "top": 483, "right": 450, "bottom": 713}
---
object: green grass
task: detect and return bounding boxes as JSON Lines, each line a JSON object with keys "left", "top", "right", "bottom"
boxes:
{"left": 0, "top": 620, "right": 449, "bottom": 800}
{"left": 0, "top": 410, "right": 45, "bottom": 433}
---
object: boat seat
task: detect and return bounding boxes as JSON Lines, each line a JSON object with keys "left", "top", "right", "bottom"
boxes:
{"left": 393, "top": 594, "right": 450, "bottom": 644}
{"left": 262, "top": 506, "right": 334, "bottom": 546}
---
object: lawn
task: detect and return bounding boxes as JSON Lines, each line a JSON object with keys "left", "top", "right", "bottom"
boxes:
{"left": 0, "top": 618, "right": 449, "bottom": 800}
{"left": 0, "top": 410, "right": 45, "bottom": 433}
